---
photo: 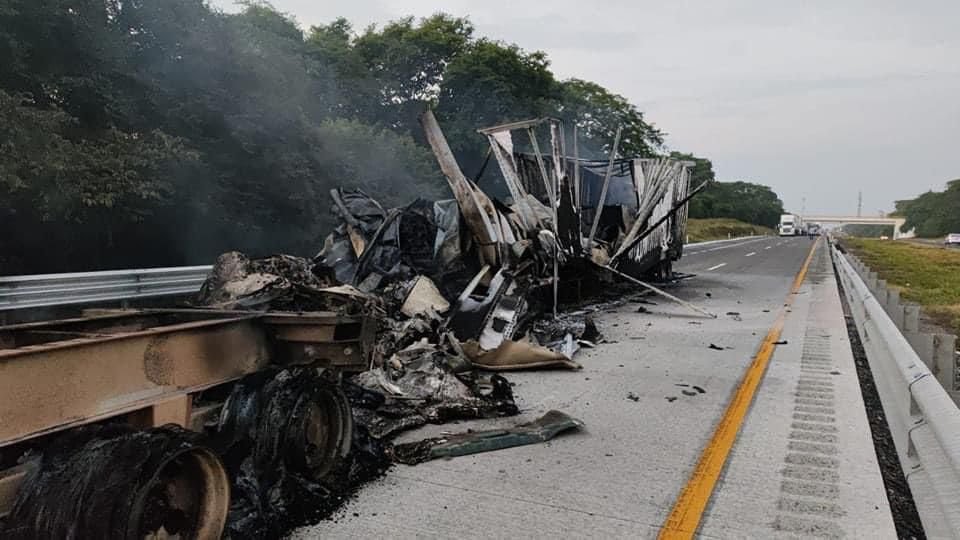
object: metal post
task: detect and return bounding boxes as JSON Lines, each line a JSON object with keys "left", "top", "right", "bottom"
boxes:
{"left": 600, "top": 264, "right": 716, "bottom": 319}
{"left": 573, "top": 125, "right": 581, "bottom": 242}
{"left": 587, "top": 126, "right": 622, "bottom": 247}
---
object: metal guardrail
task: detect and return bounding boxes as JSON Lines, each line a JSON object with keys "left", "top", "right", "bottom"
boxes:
{"left": 682, "top": 235, "right": 765, "bottom": 249}
{"left": 0, "top": 266, "right": 212, "bottom": 311}
{"left": 0, "top": 237, "right": 760, "bottom": 314}
{"left": 833, "top": 244, "right": 960, "bottom": 538}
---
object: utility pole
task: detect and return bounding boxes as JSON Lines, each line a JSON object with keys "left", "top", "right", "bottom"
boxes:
{"left": 801, "top": 197, "right": 806, "bottom": 218}
{"left": 857, "top": 191, "right": 862, "bottom": 217}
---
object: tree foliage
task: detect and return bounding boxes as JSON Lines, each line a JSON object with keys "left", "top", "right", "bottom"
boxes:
{"left": 841, "top": 224, "right": 895, "bottom": 238}
{"left": 0, "top": 1, "right": 713, "bottom": 273}
{"left": 670, "top": 152, "right": 785, "bottom": 228}
{"left": 669, "top": 151, "right": 715, "bottom": 186}
{"left": 559, "top": 79, "right": 663, "bottom": 158}
{"left": 894, "top": 180, "right": 960, "bottom": 238}
{"left": 688, "top": 180, "right": 785, "bottom": 228}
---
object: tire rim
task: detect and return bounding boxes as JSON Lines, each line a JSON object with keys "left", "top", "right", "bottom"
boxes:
{"left": 137, "top": 447, "right": 230, "bottom": 539}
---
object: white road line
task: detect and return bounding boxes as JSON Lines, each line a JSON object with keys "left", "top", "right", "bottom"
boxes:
{"left": 745, "top": 251, "right": 756, "bottom": 257}
{"left": 684, "top": 237, "right": 768, "bottom": 256}
{"left": 765, "top": 246, "right": 772, "bottom": 250}
{"left": 707, "top": 263, "right": 727, "bottom": 271}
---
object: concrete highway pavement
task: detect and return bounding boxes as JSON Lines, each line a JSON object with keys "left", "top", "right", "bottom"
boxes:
{"left": 291, "top": 236, "right": 895, "bottom": 539}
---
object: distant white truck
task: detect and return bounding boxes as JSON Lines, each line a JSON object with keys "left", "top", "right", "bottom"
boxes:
{"left": 779, "top": 213, "right": 804, "bottom": 236}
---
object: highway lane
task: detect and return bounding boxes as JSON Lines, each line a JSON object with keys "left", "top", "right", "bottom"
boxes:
{"left": 290, "top": 236, "right": 892, "bottom": 539}
{"left": 680, "top": 235, "right": 814, "bottom": 275}
{"left": 670, "top": 238, "right": 894, "bottom": 538}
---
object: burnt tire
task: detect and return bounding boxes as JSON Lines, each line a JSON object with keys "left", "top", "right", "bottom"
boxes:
{"left": 216, "top": 368, "right": 355, "bottom": 537}
{"left": 4, "top": 425, "right": 229, "bottom": 540}
{"left": 256, "top": 368, "right": 353, "bottom": 480}
{"left": 218, "top": 368, "right": 352, "bottom": 482}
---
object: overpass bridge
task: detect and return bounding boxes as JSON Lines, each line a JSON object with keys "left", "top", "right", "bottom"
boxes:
{"left": 804, "top": 215, "right": 914, "bottom": 239}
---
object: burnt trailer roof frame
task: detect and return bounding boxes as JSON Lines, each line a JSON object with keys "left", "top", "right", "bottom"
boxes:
{"left": 477, "top": 116, "right": 699, "bottom": 276}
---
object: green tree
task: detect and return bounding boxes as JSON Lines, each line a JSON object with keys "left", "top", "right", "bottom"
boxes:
{"left": 842, "top": 224, "right": 895, "bottom": 238}
{"left": 0, "top": 2, "right": 683, "bottom": 274}
{"left": 669, "top": 151, "right": 715, "bottom": 186}
{"left": 558, "top": 79, "right": 663, "bottom": 158}
{"left": 0, "top": 89, "right": 194, "bottom": 272}
{"left": 311, "top": 118, "right": 444, "bottom": 206}
{"left": 352, "top": 14, "right": 473, "bottom": 131}
{"left": 687, "top": 180, "right": 784, "bottom": 228}
{"left": 435, "top": 38, "right": 561, "bottom": 174}
{"left": 895, "top": 180, "right": 960, "bottom": 237}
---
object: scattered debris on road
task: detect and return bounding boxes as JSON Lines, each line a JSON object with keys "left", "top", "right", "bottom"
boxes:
{"left": 390, "top": 410, "right": 584, "bottom": 465}
{"left": 627, "top": 392, "right": 641, "bottom": 402}
{"left": 708, "top": 343, "right": 726, "bottom": 350}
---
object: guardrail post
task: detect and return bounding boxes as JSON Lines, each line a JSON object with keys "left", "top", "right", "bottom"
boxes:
{"left": 876, "top": 279, "right": 889, "bottom": 305}
{"left": 867, "top": 271, "right": 878, "bottom": 290}
{"left": 933, "top": 334, "right": 958, "bottom": 394}
{"left": 906, "top": 333, "right": 936, "bottom": 373}
{"left": 904, "top": 305, "right": 921, "bottom": 332}
{"left": 886, "top": 289, "right": 903, "bottom": 327}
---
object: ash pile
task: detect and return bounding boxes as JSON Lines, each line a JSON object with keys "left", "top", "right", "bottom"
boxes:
{"left": 195, "top": 111, "right": 708, "bottom": 534}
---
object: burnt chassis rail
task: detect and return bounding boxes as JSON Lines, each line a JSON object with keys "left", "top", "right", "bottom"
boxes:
{"left": 0, "top": 308, "right": 372, "bottom": 525}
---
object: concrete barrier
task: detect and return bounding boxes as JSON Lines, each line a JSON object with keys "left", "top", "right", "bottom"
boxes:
{"left": 833, "top": 246, "right": 960, "bottom": 538}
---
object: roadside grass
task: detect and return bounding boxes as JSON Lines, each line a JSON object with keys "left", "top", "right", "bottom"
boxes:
{"left": 842, "top": 238, "right": 960, "bottom": 335}
{"left": 686, "top": 218, "right": 774, "bottom": 243}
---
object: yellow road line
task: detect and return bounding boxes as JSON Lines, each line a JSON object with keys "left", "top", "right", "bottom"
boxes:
{"left": 658, "top": 238, "right": 820, "bottom": 539}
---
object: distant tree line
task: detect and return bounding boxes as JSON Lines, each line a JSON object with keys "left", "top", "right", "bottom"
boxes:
{"left": 672, "top": 153, "right": 785, "bottom": 228}
{"left": 841, "top": 224, "right": 894, "bottom": 238}
{"left": 0, "top": 1, "right": 780, "bottom": 274}
{"left": 894, "top": 179, "right": 960, "bottom": 237}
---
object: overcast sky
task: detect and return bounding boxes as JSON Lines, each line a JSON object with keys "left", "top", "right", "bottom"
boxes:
{"left": 213, "top": 0, "right": 960, "bottom": 215}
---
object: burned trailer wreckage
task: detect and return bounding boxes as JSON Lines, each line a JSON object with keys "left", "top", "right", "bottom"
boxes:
{"left": 300, "top": 111, "right": 712, "bottom": 441}
{"left": 307, "top": 111, "right": 710, "bottom": 378}
{"left": 0, "top": 112, "right": 707, "bottom": 539}
{"left": 191, "top": 111, "right": 709, "bottom": 533}
{"left": 475, "top": 115, "right": 704, "bottom": 282}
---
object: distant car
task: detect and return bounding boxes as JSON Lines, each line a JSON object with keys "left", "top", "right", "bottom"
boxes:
{"left": 945, "top": 233, "right": 960, "bottom": 245}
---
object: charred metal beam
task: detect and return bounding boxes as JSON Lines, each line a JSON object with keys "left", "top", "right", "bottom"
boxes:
{"left": 587, "top": 126, "right": 623, "bottom": 247}
{"left": 420, "top": 110, "right": 502, "bottom": 266}
{"left": 477, "top": 118, "right": 553, "bottom": 135}
{"left": 599, "top": 264, "right": 716, "bottom": 319}
{"left": 610, "top": 179, "right": 710, "bottom": 264}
